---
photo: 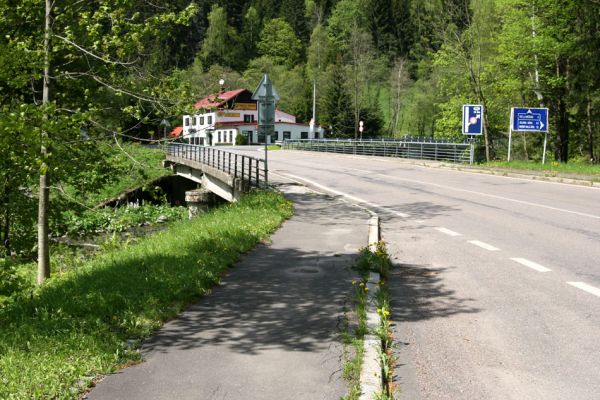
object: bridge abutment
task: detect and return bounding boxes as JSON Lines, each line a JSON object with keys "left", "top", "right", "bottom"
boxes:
{"left": 185, "top": 188, "right": 216, "bottom": 219}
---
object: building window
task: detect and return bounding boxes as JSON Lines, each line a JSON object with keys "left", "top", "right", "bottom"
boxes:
{"left": 192, "top": 117, "right": 197, "bottom": 125}
{"left": 207, "top": 115, "right": 213, "bottom": 125}
{"left": 275, "top": 131, "right": 280, "bottom": 141}
{"left": 283, "top": 131, "right": 291, "bottom": 140}
{"left": 184, "top": 117, "right": 190, "bottom": 126}
{"left": 199, "top": 116, "right": 204, "bottom": 125}
{"left": 229, "top": 131, "right": 233, "bottom": 143}
{"left": 218, "top": 131, "right": 222, "bottom": 142}
{"left": 301, "top": 132, "right": 308, "bottom": 139}
{"left": 244, "top": 114, "right": 252, "bottom": 123}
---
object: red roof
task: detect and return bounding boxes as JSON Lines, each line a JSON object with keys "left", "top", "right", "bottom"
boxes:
{"left": 194, "top": 89, "right": 248, "bottom": 110}
{"left": 169, "top": 126, "right": 183, "bottom": 138}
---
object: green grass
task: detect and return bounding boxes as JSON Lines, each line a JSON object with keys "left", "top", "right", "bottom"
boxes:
{"left": 479, "top": 160, "right": 600, "bottom": 178}
{"left": 266, "top": 144, "right": 281, "bottom": 151}
{"left": 0, "top": 190, "right": 292, "bottom": 399}
{"left": 57, "top": 204, "right": 188, "bottom": 237}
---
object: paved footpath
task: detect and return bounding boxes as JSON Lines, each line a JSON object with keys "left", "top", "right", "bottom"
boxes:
{"left": 87, "top": 182, "right": 369, "bottom": 400}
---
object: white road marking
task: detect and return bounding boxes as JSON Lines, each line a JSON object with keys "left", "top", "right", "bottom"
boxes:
{"left": 342, "top": 167, "right": 600, "bottom": 220}
{"left": 276, "top": 172, "right": 410, "bottom": 218}
{"left": 510, "top": 257, "right": 552, "bottom": 273}
{"left": 567, "top": 282, "right": 600, "bottom": 298}
{"left": 468, "top": 240, "right": 500, "bottom": 251}
{"left": 434, "top": 227, "right": 462, "bottom": 237}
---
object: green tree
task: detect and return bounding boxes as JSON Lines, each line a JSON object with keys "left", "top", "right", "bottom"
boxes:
{"left": 322, "top": 60, "right": 355, "bottom": 137}
{"left": 243, "top": 6, "right": 261, "bottom": 58}
{"left": 256, "top": 18, "right": 303, "bottom": 68}
{"left": 280, "top": 0, "right": 308, "bottom": 40}
{"left": 0, "top": 0, "right": 198, "bottom": 281}
{"left": 327, "top": 0, "right": 367, "bottom": 53}
{"left": 200, "top": 5, "right": 242, "bottom": 69}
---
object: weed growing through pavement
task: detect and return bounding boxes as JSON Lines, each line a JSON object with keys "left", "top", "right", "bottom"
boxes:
{"left": 347, "top": 241, "right": 396, "bottom": 399}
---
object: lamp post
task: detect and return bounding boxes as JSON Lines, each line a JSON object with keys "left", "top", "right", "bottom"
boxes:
{"left": 160, "top": 118, "right": 171, "bottom": 142}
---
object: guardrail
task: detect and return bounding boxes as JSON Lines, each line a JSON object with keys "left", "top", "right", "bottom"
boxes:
{"left": 283, "top": 138, "right": 474, "bottom": 164}
{"left": 166, "top": 143, "right": 267, "bottom": 188}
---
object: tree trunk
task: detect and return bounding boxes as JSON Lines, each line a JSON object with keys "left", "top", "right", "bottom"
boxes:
{"left": 587, "top": 94, "right": 595, "bottom": 163}
{"left": 555, "top": 95, "right": 569, "bottom": 162}
{"left": 2, "top": 187, "right": 9, "bottom": 253}
{"left": 38, "top": 0, "right": 51, "bottom": 285}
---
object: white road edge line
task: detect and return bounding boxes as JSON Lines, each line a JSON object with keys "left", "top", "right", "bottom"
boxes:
{"left": 276, "top": 172, "right": 410, "bottom": 218}
{"left": 510, "top": 257, "right": 552, "bottom": 273}
{"left": 468, "top": 240, "right": 500, "bottom": 251}
{"left": 434, "top": 227, "right": 462, "bottom": 237}
{"left": 567, "top": 282, "right": 600, "bottom": 298}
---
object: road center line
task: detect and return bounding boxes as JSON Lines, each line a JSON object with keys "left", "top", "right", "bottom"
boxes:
{"left": 510, "top": 257, "right": 552, "bottom": 273}
{"left": 434, "top": 227, "right": 462, "bottom": 237}
{"left": 567, "top": 282, "right": 600, "bottom": 297}
{"left": 468, "top": 240, "right": 500, "bottom": 251}
{"left": 342, "top": 167, "right": 600, "bottom": 220}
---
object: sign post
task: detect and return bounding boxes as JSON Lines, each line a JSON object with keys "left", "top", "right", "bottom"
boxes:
{"left": 509, "top": 107, "right": 549, "bottom": 163}
{"left": 359, "top": 120, "right": 364, "bottom": 140}
{"left": 252, "top": 74, "right": 280, "bottom": 187}
{"left": 462, "top": 105, "right": 484, "bottom": 165}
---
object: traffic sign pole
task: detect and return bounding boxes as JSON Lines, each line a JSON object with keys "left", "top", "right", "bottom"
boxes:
{"left": 542, "top": 132, "right": 548, "bottom": 164}
{"left": 508, "top": 109, "right": 513, "bottom": 162}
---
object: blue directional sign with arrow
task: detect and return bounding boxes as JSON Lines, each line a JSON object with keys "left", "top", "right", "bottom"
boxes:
{"left": 512, "top": 108, "right": 549, "bottom": 132}
{"left": 462, "top": 104, "right": 484, "bottom": 135}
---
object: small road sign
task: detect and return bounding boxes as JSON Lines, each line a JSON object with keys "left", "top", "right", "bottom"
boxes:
{"left": 462, "top": 105, "right": 484, "bottom": 135}
{"left": 512, "top": 108, "right": 548, "bottom": 132}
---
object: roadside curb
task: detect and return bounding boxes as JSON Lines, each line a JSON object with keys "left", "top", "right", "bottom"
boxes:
{"left": 443, "top": 164, "right": 600, "bottom": 188}
{"left": 359, "top": 216, "right": 383, "bottom": 400}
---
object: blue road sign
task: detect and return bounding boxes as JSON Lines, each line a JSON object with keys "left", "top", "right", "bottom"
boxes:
{"left": 512, "top": 108, "right": 549, "bottom": 132}
{"left": 462, "top": 105, "right": 484, "bottom": 135}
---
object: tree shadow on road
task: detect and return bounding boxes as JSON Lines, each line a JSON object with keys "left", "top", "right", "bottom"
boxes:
{"left": 389, "top": 262, "right": 480, "bottom": 322}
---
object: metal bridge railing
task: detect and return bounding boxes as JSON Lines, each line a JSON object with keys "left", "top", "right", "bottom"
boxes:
{"left": 166, "top": 143, "right": 267, "bottom": 188}
{"left": 283, "top": 138, "right": 473, "bottom": 164}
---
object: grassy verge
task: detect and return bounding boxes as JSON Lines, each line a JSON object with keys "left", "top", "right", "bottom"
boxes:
{"left": 267, "top": 144, "right": 281, "bottom": 151}
{"left": 0, "top": 190, "right": 292, "bottom": 399}
{"left": 477, "top": 160, "right": 600, "bottom": 179}
{"left": 343, "top": 242, "right": 395, "bottom": 400}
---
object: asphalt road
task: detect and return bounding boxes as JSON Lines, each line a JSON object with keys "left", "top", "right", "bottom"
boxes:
{"left": 258, "top": 148, "right": 600, "bottom": 400}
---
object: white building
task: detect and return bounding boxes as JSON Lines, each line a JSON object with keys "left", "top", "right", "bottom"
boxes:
{"left": 181, "top": 89, "right": 323, "bottom": 145}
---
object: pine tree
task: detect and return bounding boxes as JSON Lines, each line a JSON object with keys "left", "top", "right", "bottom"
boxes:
{"left": 322, "top": 60, "right": 354, "bottom": 137}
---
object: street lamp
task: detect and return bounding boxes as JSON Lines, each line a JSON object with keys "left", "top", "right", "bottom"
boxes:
{"left": 160, "top": 118, "right": 171, "bottom": 141}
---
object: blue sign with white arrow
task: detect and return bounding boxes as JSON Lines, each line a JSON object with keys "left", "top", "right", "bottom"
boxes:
{"left": 462, "top": 105, "right": 484, "bottom": 135}
{"left": 512, "top": 108, "right": 549, "bottom": 132}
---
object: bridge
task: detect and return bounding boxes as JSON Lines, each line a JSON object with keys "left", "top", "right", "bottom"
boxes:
{"left": 163, "top": 143, "right": 266, "bottom": 203}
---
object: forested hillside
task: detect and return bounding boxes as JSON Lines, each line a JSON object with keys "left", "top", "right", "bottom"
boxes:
{"left": 1, "top": 0, "right": 599, "bottom": 261}
{"left": 166, "top": 0, "right": 600, "bottom": 164}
